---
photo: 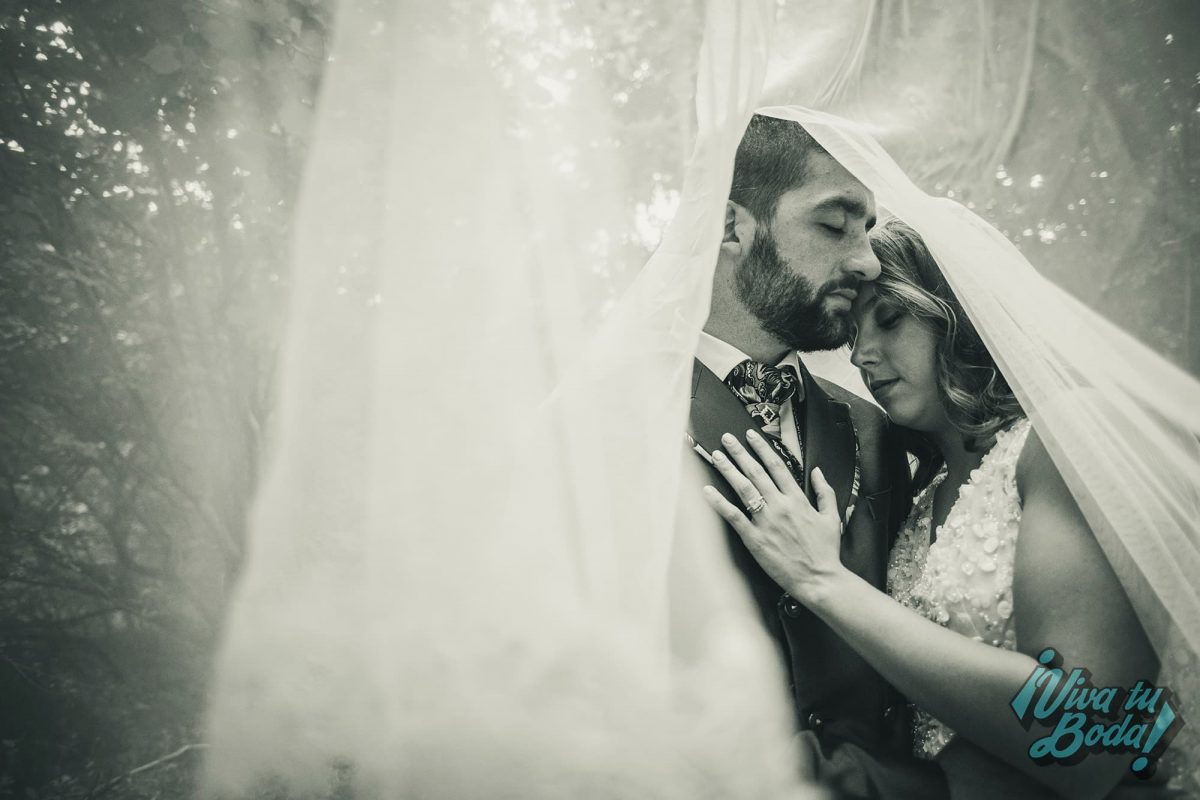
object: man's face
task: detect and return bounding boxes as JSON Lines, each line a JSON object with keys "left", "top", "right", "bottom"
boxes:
{"left": 735, "top": 151, "right": 880, "bottom": 351}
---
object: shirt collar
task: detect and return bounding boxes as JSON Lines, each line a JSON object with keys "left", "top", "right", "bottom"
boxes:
{"left": 696, "top": 330, "right": 802, "bottom": 381}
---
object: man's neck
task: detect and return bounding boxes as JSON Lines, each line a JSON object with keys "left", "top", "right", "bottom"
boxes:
{"left": 702, "top": 319, "right": 791, "bottom": 365}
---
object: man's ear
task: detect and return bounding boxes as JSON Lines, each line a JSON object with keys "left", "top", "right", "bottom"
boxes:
{"left": 720, "top": 201, "right": 757, "bottom": 258}
{"left": 723, "top": 203, "right": 739, "bottom": 243}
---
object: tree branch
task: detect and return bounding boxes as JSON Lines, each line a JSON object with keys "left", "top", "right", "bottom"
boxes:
{"left": 981, "top": 0, "right": 1040, "bottom": 177}
{"left": 90, "top": 743, "right": 210, "bottom": 798}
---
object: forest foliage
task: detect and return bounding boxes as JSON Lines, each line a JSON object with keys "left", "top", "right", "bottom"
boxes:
{"left": 1, "top": 0, "right": 328, "bottom": 795}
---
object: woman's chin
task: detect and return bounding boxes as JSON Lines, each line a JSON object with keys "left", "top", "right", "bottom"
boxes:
{"left": 877, "top": 397, "right": 924, "bottom": 431}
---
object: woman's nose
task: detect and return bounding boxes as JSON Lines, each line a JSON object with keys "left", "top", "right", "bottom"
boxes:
{"left": 850, "top": 333, "right": 877, "bottom": 369}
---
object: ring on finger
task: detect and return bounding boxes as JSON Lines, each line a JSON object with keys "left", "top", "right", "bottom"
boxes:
{"left": 746, "top": 494, "right": 767, "bottom": 515}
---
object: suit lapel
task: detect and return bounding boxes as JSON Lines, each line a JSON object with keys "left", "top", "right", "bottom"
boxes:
{"left": 688, "top": 360, "right": 792, "bottom": 637}
{"left": 798, "top": 362, "right": 855, "bottom": 523}
{"left": 688, "top": 359, "right": 761, "bottom": 465}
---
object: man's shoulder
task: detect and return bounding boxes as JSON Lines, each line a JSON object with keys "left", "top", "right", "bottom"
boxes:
{"left": 812, "top": 375, "right": 910, "bottom": 505}
{"left": 812, "top": 375, "right": 886, "bottom": 429}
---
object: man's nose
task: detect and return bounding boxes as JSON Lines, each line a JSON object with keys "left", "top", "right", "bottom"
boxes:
{"left": 845, "top": 238, "right": 881, "bottom": 282}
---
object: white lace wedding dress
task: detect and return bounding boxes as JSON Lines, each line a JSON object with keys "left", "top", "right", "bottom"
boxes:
{"left": 886, "top": 418, "right": 1192, "bottom": 795}
{"left": 887, "top": 419, "right": 1032, "bottom": 759}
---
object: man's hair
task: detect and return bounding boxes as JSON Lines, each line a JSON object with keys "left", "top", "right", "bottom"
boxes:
{"left": 729, "top": 114, "right": 830, "bottom": 224}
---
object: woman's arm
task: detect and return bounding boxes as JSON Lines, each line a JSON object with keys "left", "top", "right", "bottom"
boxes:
{"left": 1009, "top": 430, "right": 1159, "bottom": 792}
{"left": 704, "top": 429, "right": 1157, "bottom": 799}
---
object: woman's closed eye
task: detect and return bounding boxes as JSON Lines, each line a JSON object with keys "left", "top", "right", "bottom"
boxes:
{"left": 819, "top": 222, "right": 844, "bottom": 235}
{"left": 873, "top": 303, "right": 903, "bottom": 330}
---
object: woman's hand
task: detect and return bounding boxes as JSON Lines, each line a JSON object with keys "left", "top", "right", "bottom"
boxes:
{"left": 701, "top": 429, "right": 849, "bottom": 605}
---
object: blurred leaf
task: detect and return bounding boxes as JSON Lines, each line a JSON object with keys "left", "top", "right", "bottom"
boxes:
{"left": 141, "top": 43, "right": 182, "bottom": 75}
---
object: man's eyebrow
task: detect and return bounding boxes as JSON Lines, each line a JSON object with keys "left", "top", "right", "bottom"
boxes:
{"left": 813, "top": 195, "right": 877, "bottom": 229}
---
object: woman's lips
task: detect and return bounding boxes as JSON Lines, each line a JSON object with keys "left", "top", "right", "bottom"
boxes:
{"left": 870, "top": 377, "right": 899, "bottom": 399}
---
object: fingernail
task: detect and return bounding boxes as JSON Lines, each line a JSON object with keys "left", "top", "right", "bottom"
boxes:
{"left": 721, "top": 432, "right": 736, "bottom": 445}
{"left": 746, "top": 429, "right": 760, "bottom": 440}
{"left": 712, "top": 450, "right": 726, "bottom": 462}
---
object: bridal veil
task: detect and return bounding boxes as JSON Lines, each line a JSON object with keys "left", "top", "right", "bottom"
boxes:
{"left": 202, "top": 0, "right": 1199, "bottom": 795}
{"left": 760, "top": 104, "right": 1200, "bottom": 788}
{"left": 204, "top": 1, "right": 813, "bottom": 797}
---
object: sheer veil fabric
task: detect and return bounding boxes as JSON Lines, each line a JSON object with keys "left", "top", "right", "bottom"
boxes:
{"left": 204, "top": 0, "right": 816, "bottom": 797}
{"left": 203, "top": 0, "right": 1200, "bottom": 795}
{"left": 758, "top": 106, "right": 1200, "bottom": 788}
{"left": 759, "top": 105, "right": 1200, "bottom": 657}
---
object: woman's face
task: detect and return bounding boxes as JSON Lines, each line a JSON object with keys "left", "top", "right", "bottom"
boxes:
{"left": 850, "top": 283, "right": 949, "bottom": 433}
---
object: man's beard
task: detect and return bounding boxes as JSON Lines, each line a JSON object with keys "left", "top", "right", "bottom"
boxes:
{"left": 734, "top": 229, "right": 857, "bottom": 352}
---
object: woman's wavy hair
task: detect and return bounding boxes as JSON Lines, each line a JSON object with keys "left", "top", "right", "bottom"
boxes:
{"left": 868, "top": 218, "right": 1024, "bottom": 465}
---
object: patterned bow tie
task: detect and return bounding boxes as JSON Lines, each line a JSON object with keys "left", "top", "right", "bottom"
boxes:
{"left": 724, "top": 359, "right": 803, "bottom": 437}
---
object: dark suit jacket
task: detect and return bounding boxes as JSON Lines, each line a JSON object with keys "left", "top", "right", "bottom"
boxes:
{"left": 688, "top": 357, "right": 947, "bottom": 798}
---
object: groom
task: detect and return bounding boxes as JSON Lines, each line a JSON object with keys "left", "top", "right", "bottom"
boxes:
{"left": 687, "top": 114, "right": 946, "bottom": 798}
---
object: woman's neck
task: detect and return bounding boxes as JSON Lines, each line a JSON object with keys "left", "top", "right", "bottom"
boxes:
{"left": 931, "top": 426, "right": 985, "bottom": 485}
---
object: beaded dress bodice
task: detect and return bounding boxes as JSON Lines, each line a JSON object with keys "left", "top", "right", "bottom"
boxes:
{"left": 886, "top": 419, "right": 1031, "bottom": 759}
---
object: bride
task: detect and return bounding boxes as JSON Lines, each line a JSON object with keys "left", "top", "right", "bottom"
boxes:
{"left": 704, "top": 215, "right": 1191, "bottom": 798}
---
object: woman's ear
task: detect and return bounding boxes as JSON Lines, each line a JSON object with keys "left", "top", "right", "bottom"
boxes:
{"left": 720, "top": 201, "right": 757, "bottom": 258}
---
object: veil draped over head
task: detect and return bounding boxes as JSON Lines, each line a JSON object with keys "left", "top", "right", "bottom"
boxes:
{"left": 760, "top": 105, "right": 1200, "bottom": 787}
{"left": 204, "top": 0, "right": 1199, "bottom": 795}
{"left": 204, "top": 0, "right": 815, "bottom": 797}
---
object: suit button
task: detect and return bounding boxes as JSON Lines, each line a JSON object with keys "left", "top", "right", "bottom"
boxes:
{"left": 806, "top": 712, "right": 825, "bottom": 732}
{"left": 779, "top": 594, "right": 804, "bottom": 618}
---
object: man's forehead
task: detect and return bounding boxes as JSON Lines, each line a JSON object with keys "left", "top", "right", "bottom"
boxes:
{"left": 810, "top": 192, "right": 874, "bottom": 218}
{"left": 779, "top": 184, "right": 878, "bottom": 230}
{"left": 798, "top": 151, "right": 874, "bottom": 208}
